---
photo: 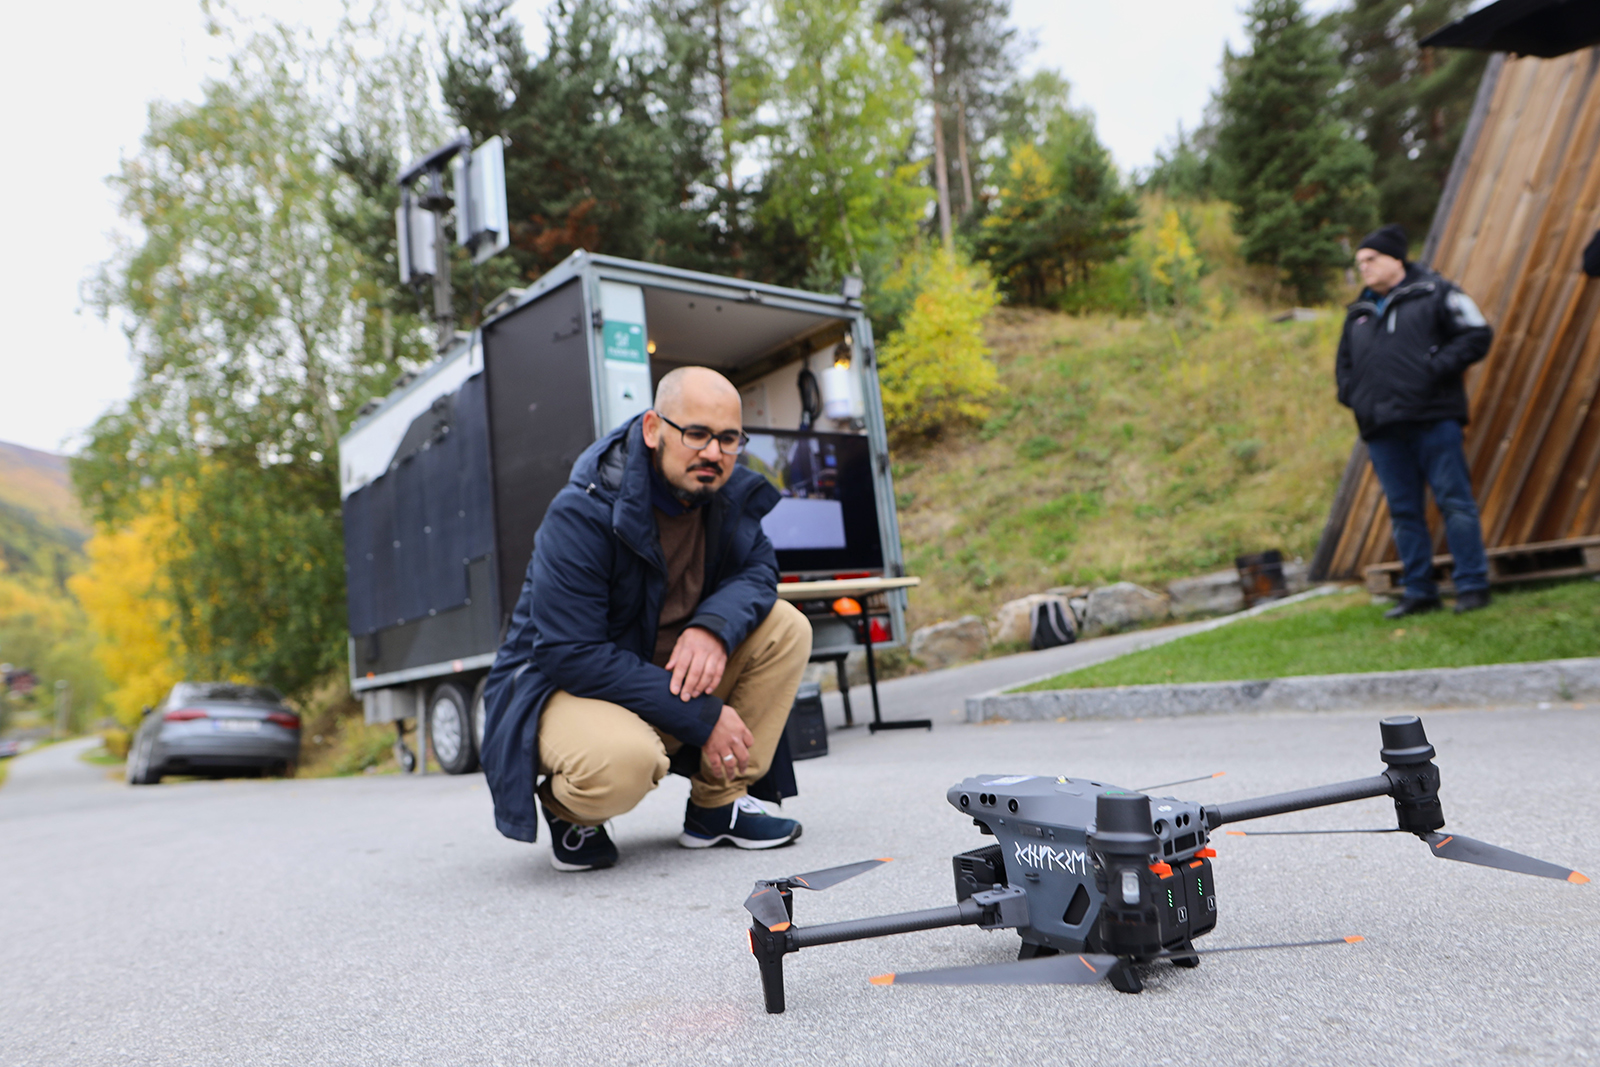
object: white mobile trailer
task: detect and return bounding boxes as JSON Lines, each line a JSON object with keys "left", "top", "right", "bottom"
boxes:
{"left": 338, "top": 251, "right": 909, "bottom": 773}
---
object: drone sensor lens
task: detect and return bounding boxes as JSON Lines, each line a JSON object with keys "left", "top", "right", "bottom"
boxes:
{"left": 1008, "top": 799, "right": 1019, "bottom": 813}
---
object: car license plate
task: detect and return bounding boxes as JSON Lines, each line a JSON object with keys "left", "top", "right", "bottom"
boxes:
{"left": 215, "top": 719, "right": 261, "bottom": 733}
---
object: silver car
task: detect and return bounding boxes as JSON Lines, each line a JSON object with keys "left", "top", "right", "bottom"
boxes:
{"left": 126, "top": 682, "right": 301, "bottom": 785}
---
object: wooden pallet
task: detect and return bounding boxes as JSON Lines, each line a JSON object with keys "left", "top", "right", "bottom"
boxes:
{"left": 1364, "top": 534, "right": 1600, "bottom": 595}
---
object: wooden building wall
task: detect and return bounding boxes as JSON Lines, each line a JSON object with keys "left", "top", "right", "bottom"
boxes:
{"left": 1316, "top": 47, "right": 1600, "bottom": 581}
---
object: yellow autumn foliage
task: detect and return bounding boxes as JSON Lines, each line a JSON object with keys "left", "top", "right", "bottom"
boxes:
{"left": 876, "top": 250, "right": 1003, "bottom": 439}
{"left": 1149, "top": 207, "right": 1201, "bottom": 293}
{"left": 0, "top": 571, "right": 91, "bottom": 724}
{"left": 69, "top": 505, "right": 186, "bottom": 728}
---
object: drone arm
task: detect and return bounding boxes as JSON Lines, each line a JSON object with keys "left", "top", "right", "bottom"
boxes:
{"left": 1202, "top": 774, "right": 1392, "bottom": 830}
{"left": 789, "top": 897, "right": 988, "bottom": 950}
{"left": 754, "top": 890, "right": 1027, "bottom": 1013}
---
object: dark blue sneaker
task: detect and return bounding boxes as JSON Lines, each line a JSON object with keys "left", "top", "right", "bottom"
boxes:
{"left": 680, "top": 795, "right": 802, "bottom": 850}
{"left": 543, "top": 804, "right": 618, "bottom": 871}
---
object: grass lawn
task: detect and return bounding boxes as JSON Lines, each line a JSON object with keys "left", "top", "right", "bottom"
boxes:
{"left": 1016, "top": 578, "right": 1600, "bottom": 691}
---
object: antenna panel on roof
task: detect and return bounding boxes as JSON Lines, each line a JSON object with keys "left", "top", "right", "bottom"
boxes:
{"left": 453, "top": 137, "right": 511, "bottom": 266}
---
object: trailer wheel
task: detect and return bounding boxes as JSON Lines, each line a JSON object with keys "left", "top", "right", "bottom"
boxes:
{"left": 428, "top": 682, "right": 478, "bottom": 775}
{"left": 470, "top": 677, "right": 488, "bottom": 764}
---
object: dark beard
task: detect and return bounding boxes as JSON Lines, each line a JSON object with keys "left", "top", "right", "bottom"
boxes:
{"left": 652, "top": 445, "right": 717, "bottom": 507}
{"left": 675, "top": 484, "right": 716, "bottom": 507}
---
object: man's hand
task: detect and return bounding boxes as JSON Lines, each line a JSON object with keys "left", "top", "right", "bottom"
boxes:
{"left": 703, "top": 704, "right": 753, "bottom": 780}
{"left": 666, "top": 626, "right": 727, "bottom": 701}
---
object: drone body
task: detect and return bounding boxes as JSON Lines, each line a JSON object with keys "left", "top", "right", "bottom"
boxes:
{"left": 743, "top": 715, "right": 1588, "bottom": 1012}
{"left": 948, "top": 776, "right": 1215, "bottom": 960}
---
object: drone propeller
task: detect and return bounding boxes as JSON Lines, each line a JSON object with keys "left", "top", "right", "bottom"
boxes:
{"left": 743, "top": 858, "right": 893, "bottom": 931}
{"left": 1225, "top": 827, "right": 1588, "bottom": 882}
{"left": 870, "top": 952, "right": 1119, "bottom": 987}
{"left": 1423, "top": 832, "right": 1589, "bottom": 883}
{"left": 1160, "top": 935, "right": 1365, "bottom": 959}
{"left": 1136, "top": 771, "right": 1226, "bottom": 792}
{"left": 1225, "top": 828, "right": 1401, "bottom": 836}
{"left": 870, "top": 936, "right": 1364, "bottom": 988}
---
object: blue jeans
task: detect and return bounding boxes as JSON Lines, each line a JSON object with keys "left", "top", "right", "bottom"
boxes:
{"left": 1365, "top": 420, "right": 1489, "bottom": 599}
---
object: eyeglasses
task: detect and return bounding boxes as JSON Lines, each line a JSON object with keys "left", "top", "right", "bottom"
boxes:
{"left": 655, "top": 412, "right": 749, "bottom": 456}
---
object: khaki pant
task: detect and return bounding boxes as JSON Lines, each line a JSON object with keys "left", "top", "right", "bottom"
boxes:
{"left": 537, "top": 599, "right": 811, "bottom": 825}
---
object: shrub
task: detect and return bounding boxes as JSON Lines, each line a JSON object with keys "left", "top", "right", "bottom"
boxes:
{"left": 877, "top": 250, "right": 1003, "bottom": 439}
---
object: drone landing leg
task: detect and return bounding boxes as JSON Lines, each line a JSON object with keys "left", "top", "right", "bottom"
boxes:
{"left": 1171, "top": 941, "right": 1199, "bottom": 969}
{"left": 750, "top": 924, "right": 788, "bottom": 1014}
{"left": 1107, "top": 961, "right": 1143, "bottom": 994}
{"left": 1017, "top": 943, "right": 1059, "bottom": 960}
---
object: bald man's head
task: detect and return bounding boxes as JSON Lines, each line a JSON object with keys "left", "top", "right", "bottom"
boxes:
{"left": 653, "top": 366, "right": 741, "bottom": 415}
{"left": 642, "top": 366, "right": 744, "bottom": 506}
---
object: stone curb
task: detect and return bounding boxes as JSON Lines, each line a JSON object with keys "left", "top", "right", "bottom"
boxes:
{"left": 964, "top": 656, "right": 1600, "bottom": 723}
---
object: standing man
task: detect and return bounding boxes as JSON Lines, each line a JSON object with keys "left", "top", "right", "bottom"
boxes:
{"left": 479, "top": 366, "right": 811, "bottom": 871}
{"left": 1336, "top": 224, "right": 1495, "bottom": 619}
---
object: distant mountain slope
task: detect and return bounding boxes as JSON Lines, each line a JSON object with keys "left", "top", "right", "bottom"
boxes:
{"left": 0, "top": 442, "right": 87, "bottom": 537}
{"left": 0, "top": 442, "right": 88, "bottom": 586}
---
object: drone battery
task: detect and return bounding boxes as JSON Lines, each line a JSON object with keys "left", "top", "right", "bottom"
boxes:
{"left": 952, "top": 844, "right": 1006, "bottom": 902}
{"left": 1156, "top": 856, "right": 1217, "bottom": 946}
{"left": 784, "top": 683, "right": 829, "bottom": 760}
{"left": 1183, "top": 857, "right": 1217, "bottom": 938}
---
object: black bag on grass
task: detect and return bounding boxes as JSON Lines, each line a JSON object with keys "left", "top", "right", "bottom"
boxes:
{"left": 1030, "top": 600, "right": 1076, "bottom": 650}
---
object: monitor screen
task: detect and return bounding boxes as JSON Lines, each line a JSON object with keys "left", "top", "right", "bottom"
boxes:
{"left": 738, "top": 429, "right": 884, "bottom": 573}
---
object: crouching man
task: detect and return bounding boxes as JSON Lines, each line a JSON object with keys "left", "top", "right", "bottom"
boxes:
{"left": 479, "top": 366, "right": 811, "bottom": 871}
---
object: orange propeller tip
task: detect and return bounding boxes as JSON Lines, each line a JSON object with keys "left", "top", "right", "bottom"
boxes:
{"left": 869, "top": 973, "right": 896, "bottom": 986}
{"left": 1569, "top": 871, "right": 1590, "bottom": 884}
{"left": 1226, "top": 830, "right": 1246, "bottom": 836}
{"left": 879, "top": 858, "right": 895, "bottom": 863}
{"left": 1344, "top": 935, "right": 1365, "bottom": 943}
{"left": 768, "top": 921, "right": 791, "bottom": 932}
{"left": 1213, "top": 772, "right": 1227, "bottom": 778}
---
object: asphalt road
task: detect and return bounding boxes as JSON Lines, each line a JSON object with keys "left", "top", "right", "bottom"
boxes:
{"left": 3, "top": 702, "right": 1597, "bottom": 1067}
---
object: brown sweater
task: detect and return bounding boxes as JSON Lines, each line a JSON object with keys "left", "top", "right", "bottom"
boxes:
{"left": 651, "top": 507, "right": 707, "bottom": 667}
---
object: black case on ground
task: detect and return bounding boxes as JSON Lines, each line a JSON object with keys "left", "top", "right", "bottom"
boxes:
{"left": 784, "top": 683, "right": 829, "bottom": 761}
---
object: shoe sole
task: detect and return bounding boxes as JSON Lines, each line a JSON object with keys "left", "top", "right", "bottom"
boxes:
{"left": 550, "top": 854, "right": 617, "bottom": 871}
{"left": 678, "top": 824, "right": 802, "bottom": 850}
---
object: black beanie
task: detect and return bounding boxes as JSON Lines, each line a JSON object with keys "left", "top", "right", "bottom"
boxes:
{"left": 1358, "top": 224, "right": 1409, "bottom": 263}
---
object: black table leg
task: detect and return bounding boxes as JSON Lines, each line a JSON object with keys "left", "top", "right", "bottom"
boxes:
{"left": 861, "top": 615, "right": 931, "bottom": 733}
{"left": 834, "top": 655, "right": 856, "bottom": 728}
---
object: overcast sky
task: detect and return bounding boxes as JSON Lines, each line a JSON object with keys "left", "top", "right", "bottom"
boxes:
{"left": 0, "top": 0, "right": 1344, "bottom": 456}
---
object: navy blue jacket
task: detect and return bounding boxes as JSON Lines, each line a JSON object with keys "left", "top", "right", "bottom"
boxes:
{"left": 1335, "top": 264, "right": 1493, "bottom": 440}
{"left": 479, "top": 414, "right": 789, "bottom": 843}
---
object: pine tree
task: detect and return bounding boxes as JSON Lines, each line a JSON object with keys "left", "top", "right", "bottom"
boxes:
{"left": 443, "top": 1, "right": 719, "bottom": 279}
{"left": 977, "top": 78, "right": 1138, "bottom": 306}
{"left": 878, "top": 0, "right": 1018, "bottom": 246}
{"left": 1329, "top": 0, "right": 1486, "bottom": 242}
{"left": 1216, "top": 0, "right": 1377, "bottom": 303}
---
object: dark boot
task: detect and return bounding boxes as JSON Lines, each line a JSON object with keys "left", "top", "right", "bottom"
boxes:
{"left": 1453, "top": 588, "right": 1492, "bottom": 614}
{"left": 1384, "top": 596, "right": 1441, "bottom": 620}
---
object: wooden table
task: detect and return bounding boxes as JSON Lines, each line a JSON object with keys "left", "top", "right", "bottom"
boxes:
{"left": 774, "top": 576, "right": 929, "bottom": 733}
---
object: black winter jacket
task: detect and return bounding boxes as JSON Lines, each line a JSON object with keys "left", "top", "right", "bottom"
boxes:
{"left": 1334, "top": 265, "right": 1493, "bottom": 440}
{"left": 478, "top": 414, "right": 789, "bottom": 843}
